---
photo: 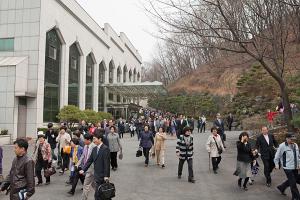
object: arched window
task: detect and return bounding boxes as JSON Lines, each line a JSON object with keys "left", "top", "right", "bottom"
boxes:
{"left": 109, "top": 60, "right": 114, "bottom": 83}
{"left": 117, "top": 66, "right": 121, "bottom": 83}
{"left": 44, "top": 29, "right": 62, "bottom": 122}
{"left": 85, "top": 53, "right": 95, "bottom": 109}
{"left": 68, "top": 43, "right": 81, "bottom": 106}
{"left": 133, "top": 68, "right": 137, "bottom": 82}
{"left": 129, "top": 69, "right": 132, "bottom": 82}
{"left": 98, "top": 61, "right": 106, "bottom": 111}
{"left": 123, "top": 65, "right": 127, "bottom": 83}
{"left": 137, "top": 72, "right": 141, "bottom": 82}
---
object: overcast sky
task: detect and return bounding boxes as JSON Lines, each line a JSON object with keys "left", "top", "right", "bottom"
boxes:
{"left": 76, "top": 0, "right": 158, "bottom": 62}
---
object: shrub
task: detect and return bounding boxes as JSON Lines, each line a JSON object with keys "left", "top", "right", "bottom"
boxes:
{"left": 57, "top": 105, "right": 86, "bottom": 127}
{"left": 97, "top": 112, "right": 113, "bottom": 121}
{"left": 292, "top": 114, "right": 300, "bottom": 128}
{"left": 83, "top": 109, "right": 99, "bottom": 124}
{"left": 0, "top": 129, "right": 8, "bottom": 135}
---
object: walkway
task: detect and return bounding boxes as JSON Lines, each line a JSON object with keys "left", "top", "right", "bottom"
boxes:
{"left": 1, "top": 131, "right": 290, "bottom": 200}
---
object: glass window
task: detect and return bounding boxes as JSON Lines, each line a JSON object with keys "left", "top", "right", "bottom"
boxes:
{"left": 43, "top": 30, "right": 60, "bottom": 122}
{"left": 117, "top": 95, "right": 121, "bottom": 102}
{"left": 109, "top": 61, "right": 114, "bottom": 83}
{"left": 109, "top": 93, "right": 114, "bottom": 101}
{"left": 0, "top": 38, "right": 14, "bottom": 51}
{"left": 85, "top": 54, "right": 94, "bottom": 109}
{"left": 99, "top": 62, "right": 105, "bottom": 84}
{"left": 68, "top": 43, "right": 80, "bottom": 107}
{"left": 117, "top": 67, "right": 121, "bottom": 83}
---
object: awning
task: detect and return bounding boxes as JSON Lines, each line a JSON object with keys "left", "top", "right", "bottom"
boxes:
{"left": 101, "top": 81, "right": 168, "bottom": 98}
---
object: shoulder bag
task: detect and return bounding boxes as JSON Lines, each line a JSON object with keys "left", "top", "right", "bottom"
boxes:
{"left": 213, "top": 137, "right": 223, "bottom": 155}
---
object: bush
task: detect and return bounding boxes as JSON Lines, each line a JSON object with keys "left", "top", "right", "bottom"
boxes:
{"left": 0, "top": 129, "right": 8, "bottom": 135}
{"left": 57, "top": 105, "right": 86, "bottom": 127}
{"left": 97, "top": 112, "right": 113, "bottom": 121}
{"left": 83, "top": 109, "right": 99, "bottom": 124}
{"left": 292, "top": 114, "right": 300, "bottom": 128}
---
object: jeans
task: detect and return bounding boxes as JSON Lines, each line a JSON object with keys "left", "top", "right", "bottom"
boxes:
{"left": 143, "top": 148, "right": 151, "bottom": 165}
{"left": 262, "top": 158, "right": 274, "bottom": 184}
{"left": 110, "top": 152, "right": 118, "bottom": 169}
{"left": 51, "top": 148, "right": 57, "bottom": 161}
{"left": 212, "top": 156, "right": 222, "bottom": 171}
{"left": 200, "top": 123, "right": 206, "bottom": 133}
{"left": 178, "top": 158, "right": 194, "bottom": 179}
{"left": 35, "top": 159, "right": 50, "bottom": 183}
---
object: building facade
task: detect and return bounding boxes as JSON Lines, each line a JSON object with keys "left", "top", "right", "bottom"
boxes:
{"left": 0, "top": 0, "right": 142, "bottom": 140}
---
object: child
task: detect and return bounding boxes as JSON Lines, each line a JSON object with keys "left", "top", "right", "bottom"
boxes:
{"left": 249, "top": 149, "right": 259, "bottom": 185}
{"left": 0, "top": 145, "right": 3, "bottom": 183}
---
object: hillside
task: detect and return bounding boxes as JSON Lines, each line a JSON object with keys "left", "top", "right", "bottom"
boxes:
{"left": 167, "top": 46, "right": 300, "bottom": 96}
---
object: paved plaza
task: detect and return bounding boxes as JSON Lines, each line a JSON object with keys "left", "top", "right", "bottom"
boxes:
{"left": 0, "top": 131, "right": 291, "bottom": 200}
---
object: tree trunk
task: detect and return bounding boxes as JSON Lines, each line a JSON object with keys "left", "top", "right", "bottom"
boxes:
{"left": 279, "top": 81, "right": 294, "bottom": 132}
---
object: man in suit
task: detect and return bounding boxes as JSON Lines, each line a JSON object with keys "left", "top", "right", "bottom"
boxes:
{"left": 80, "top": 130, "right": 110, "bottom": 200}
{"left": 176, "top": 114, "right": 188, "bottom": 139}
{"left": 213, "top": 113, "right": 226, "bottom": 147}
{"left": 226, "top": 113, "right": 234, "bottom": 131}
{"left": 256, "top": 126, "right": 278, "bottom": 187}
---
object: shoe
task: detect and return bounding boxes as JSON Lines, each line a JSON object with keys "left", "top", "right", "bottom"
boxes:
{"left": 277, "top": 186, "right": 287, "bottom": 196}
{"left": 112, "top": 168, "right": 117, "bottom": 171}
{"left": 243, "top": 187, "right": 248, "bottom": 191}
{"left": 36, "top": 183, "right": 43, "bottom": 187}
{"left": 161, "top": 164, "right": 165, "bottom": 168}
{"left": 45, "top": 182, "right": 50, "bottom": 185}
{"left": 188, "top": 179, "right": 195, "bottom": 183}
{"left": 178, "top": 175, "right": 181, "bottom": 179}
{"left": 266, "top": 183, "right": 271, "bottom": 187}
{"left": 65, "top": 180, "right": 71, "bottom": 185}
{"left": 249, "top": 182, "right": 253, "bottom": 185}
{"left": 144, "top": 164, "right": 148, "bottom": 167}
{"left": 67, "top": 190, "right": 74, "bottom": 195}
{"left": 52, "top": 160, "right": 57, "bottom": 164}
{"left": 213, "top": 170, "right": 218, "bottom": 174}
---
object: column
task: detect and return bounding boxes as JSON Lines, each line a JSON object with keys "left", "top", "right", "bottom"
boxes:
{"left": 60, "top": 44, "right": 69, "bottom": 107}
{"left": 93, "top": 62, "right": 98, "bottom": 111}
{"left": 103, "top": 86, "right": 108, "bottom": 112}
{"left": 79, "top": 55, "right": 86, "bottom": 110}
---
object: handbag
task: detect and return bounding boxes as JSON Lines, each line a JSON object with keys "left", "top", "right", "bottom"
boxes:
{"left": 44, "top": 166, "right": 56, "bottom": 177}
{"left": 97, "top": 181, "right": 116, "bottom": 199}
{"left": 213, "top": 137, "right": 223, "bottom": 155}
{"left": 63, "top": 145, "right": 71, "bottom": 154}
{"left": 118, "top": 152, "right": 123, "bottom": 160}
{"left": 136, "top": 147, "right": 143, "bottom": 157}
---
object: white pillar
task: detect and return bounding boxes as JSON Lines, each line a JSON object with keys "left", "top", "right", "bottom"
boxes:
{"left": 103, "top": 86, "right": 108, "bottom": 112}
{"left": 93, "top": 63, "right": 98, "bottom": 111}
{"left": 79, "top": 55, "right": 86, "bottom": 110}
{"left": 60, "top": 44, "right": 69, "bottom": 107}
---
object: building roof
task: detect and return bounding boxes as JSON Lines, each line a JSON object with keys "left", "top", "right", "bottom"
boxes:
{"left": 0, "top": 56, "right": 28, "bottom": 66}
{"left": 102, "top": 81, "right": 168, "bottom": 98}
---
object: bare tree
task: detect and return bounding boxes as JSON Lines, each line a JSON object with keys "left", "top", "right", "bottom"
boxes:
{"left": 145, "top": 0, "right": 298, "bottom": 131}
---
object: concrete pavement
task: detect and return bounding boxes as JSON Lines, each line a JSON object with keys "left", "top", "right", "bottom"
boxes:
{"left": 0, "top": 131, "right": 291, "bottom": 200}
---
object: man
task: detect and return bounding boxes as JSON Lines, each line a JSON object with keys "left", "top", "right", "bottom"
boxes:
{"left": 45, "top": 122, "right": 58, "bottom": 162}
{"left": 1, "top": 138, "right": 35, "bottom": 199}
{"left": 80, "top": 131, "right": 110, "bottom": 200}
{"left": 176, "top": 114, "right": 187, "bottom": 139}
{"left": 226, "top": 113, "right": 234, "bottom": 131}
{"left": 275, "top": 133, "right": 300, "bottom": 199}
{"left": 77, "top": 134, "right": 96, "bottom": 200}
{"left": 176, "top": 127, "right": 195, "bottom": 183}
{"left": 255, "top": 126, "right": 278, "bottom": 187}
{"left": 213, "top": 113, "right": 225, "bottom": 146}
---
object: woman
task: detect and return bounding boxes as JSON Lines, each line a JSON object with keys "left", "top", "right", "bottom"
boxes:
{"left": 32, "top": 131, "right": 52, "bottom": 186}
{"left": 153, "top": 127, "right": 167, "bottom": 168}
{"left": 56, "top": 126, "right": 71, "bottom": 174}
{"left": 235, "top": 132, "right": 252, "bottom": 191}
{"left": 139, "top": 125, "right": 154, "bottom": 167}
{"left": 67, "top": 138, "right": 84, "bottom": 195}
{"left": 170, "top": 116, "right": 177, "bottom": 137}
{"left": 206, "top": 127, "right": 225, "bottom": 174}
{"left": 107, "top": 126, "right": 123, "bottom": 171}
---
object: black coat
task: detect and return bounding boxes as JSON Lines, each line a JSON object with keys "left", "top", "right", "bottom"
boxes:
{"left": 255, "top": 133, "right": 278, "bottom": 160}
{"left": 83, "top": 144, "right": 110, "bottom": 182}
{"left": 176, "top": 119, "right": 187, "bottom": 135}
{"left": 213, "top": 119, "right": 225, "bottom": 135}
{"left": 237, "top": 141, "right": 252, "bottom": 163}
{"left": 45, "top": 129, "right": 58, "bottom": 149}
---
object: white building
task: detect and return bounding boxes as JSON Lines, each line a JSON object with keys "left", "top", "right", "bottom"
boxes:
{"left": 0, "top": 0, "right": 148, "bottom": 140}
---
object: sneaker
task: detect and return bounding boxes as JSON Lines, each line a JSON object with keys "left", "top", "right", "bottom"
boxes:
{"left": 266, "top": 183, "right": 271, "bottom": 187}
{"left": 67, "top": 190, "right": 74, "bottom": 195}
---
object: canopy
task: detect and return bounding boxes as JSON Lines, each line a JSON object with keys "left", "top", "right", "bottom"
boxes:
{"left": 101, "top": 81, "right": 167, "bottom": 98}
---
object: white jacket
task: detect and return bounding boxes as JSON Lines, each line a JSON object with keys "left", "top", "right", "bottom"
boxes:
{"left": 206, "top": 134, "right": 225, "bottom": 157}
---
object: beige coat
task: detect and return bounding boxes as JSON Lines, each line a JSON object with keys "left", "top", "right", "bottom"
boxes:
{"left": 154, "top": 132, "right": 167, "bottom": 151}
{"left": 206, "top": 134, "right": 225, "bottom": 157}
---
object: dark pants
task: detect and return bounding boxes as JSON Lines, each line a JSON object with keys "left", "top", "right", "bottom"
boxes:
{"left": 57, "top": 144, "right": 62, "bottom": 166}
{"left": 228, "top": 123, "right": 232, "bottom": 131}
{"left": 279, "top": 170, "right": 300, "bottom": 200}
{"left": 200, "top": 123, "right": 206, "bottom": 133}
{"left": 60, "top": 149, "right": 69, "bottom": 172}
{"left": 35, "top": 160, "right": 50, "bottom": 183}
{"left": 130, "top": 131, "right": 135, "bottom": 137}
{"left": 212, "top": 156, "right": 222, "bottom": 171}
{"left": 262, "top": 158, "right": 274, "bottom": 184}
{"left": 178, "top": 158, "right": 194, "bottom": 179}
{"left": 51, "top": 148, "right": 57, "bottom": 161}
{"left": 94, "top": 179, "right": 111, "bottom": 200}
{"left": 143, "top": 148, "right": 151, "bottom": 165}
{"left": 119, "top": 132, "right": 124, "bottom": 138}
{"left": 70, "top": 170, "right": 85, "bottom": 193}
{"left": 110, "top": 152, "right": 118, "bottom": 169}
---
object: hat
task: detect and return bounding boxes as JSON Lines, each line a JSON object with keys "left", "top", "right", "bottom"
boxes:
{"left": 37, "top": 131, "right": 45, "bottom": 138}
{"left": 286, "top": 132, "right": 296, "bottom": 140}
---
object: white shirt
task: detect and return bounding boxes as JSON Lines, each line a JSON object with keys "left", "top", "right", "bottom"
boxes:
{"left": 263, "top": 134, "right": 269, "bottom": 145}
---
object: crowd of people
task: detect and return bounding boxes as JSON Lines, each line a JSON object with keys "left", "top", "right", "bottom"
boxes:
{"left": 0, "top": 109, "right": 300, "bottom": 200}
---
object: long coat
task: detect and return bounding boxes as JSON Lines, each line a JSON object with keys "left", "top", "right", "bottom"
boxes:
{"left": 154, "top": 132, "right": 167, "bottom": 151}
{"left": 206, "top": 134, "right": 225, "bottom": 157}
